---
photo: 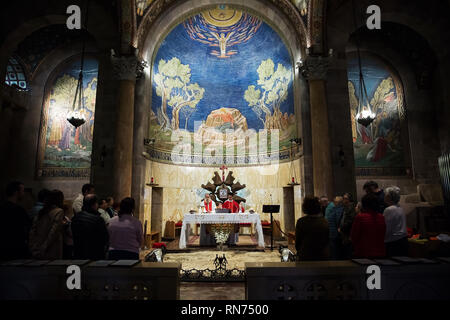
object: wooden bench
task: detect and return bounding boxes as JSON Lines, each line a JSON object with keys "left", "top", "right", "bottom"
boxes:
{"left": 144, "top": 231, "right": 161, "bottom": 248}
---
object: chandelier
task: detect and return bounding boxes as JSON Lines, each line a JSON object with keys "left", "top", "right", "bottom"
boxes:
{"left": 67, "top": 69, "right": 87, "bottom": 128}
{"left": 352, "top": 0, "right": 376, "bottom": 128}
{"left": 67, "top": 0, "right": 90, "bottom": 128}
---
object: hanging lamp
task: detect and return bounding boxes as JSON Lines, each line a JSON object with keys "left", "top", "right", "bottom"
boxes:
{"left": 352, "top": 0, "right": 376, "bottom": 128}
{"left": 67, "top": 0, "right": 90, "bottom": 128}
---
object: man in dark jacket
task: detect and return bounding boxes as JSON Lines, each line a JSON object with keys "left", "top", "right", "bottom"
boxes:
{"left": 295, "top": 196, "right": 330, "bottom": 261}
{"left": 0, "top": 181, "right": 31, "bottom": 261}
{"left": 363, "top": 181, "right": 386, "bottom": 213}
{"left": 339, "top": 193, "right": 357, "bottom": 259}
{"left": 71, "top": 194, "right": 109, "bottom": 260}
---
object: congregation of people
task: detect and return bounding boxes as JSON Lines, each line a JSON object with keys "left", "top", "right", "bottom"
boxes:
{"left": 0, "top": 179, "right": 408, "bottom": 262}
{"left": 295, "top": 181, "right": 409, "bottom": 261}
{"left": 0, "top": 182, "right": 143, "bottom": 261}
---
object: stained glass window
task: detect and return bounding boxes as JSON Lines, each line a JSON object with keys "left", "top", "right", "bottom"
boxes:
{"left": 5, "top": 57, "right": 27, "bottom": 90}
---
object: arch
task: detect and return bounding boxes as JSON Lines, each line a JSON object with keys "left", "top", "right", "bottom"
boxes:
{"left": 35, "top": 53, "right": 99, "bottom": 180}
{"left": 346, "top": 50, "right": 410, "bottom": 177}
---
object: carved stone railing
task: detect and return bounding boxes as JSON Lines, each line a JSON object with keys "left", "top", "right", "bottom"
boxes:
{"left": 0, "top": 260, "right": 180, "bottom": 300}
{"left": 246, "top": 259, "right": 450, "bottom": 300}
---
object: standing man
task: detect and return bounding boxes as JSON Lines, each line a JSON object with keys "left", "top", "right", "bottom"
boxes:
{"left": 363, "top": 181, "right": 385, "bottom": 213}
{"left": 199, "top": 193, "right": 217, "bottom": 246}
{"left": 72, "top": 183, "right": 95, "bottom": 215}
{"left": 0, "top": 181, "right": 31, "bottom": 260}
{"left": 106, "top": 197, "right": 115, "bottom": 218}
{"left": 201, "top": 193, "right": 216, "bottom": 213}
{"left": 339, "top": 193, "right": 357, "bottom": 259}
{"left": 222, "top": 193, "right": 239, "bottom": 213}
{"left": 71, "top": 194, "right": 109, "bottom": 260}
{"left": 98, "top": 198, "right": 111, "bottom": 225}
{"left": 222, "top": 193, "right": 239, "bottom": 246}
{"left": 319, "top": 196, "right": 329, "bottom": 217}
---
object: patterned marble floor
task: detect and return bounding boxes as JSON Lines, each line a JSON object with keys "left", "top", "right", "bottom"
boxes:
{"left": 180, "top": 282, "right": 245, "bottom": 300}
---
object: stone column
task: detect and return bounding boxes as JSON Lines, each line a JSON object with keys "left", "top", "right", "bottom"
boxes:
{"left": 300, "top": 55, "right": 334, "bottom": 199}
{"left": 111, "top": 51, "right": 145, "bottom": 201}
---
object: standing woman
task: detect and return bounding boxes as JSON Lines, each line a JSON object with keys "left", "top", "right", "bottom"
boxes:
{"left": 383, "top": 186, "right": 408, "bottom": 257}
{"left": 107, "top": 197, "right": 143, "bottom": 260}
{"left": 29, "top": 190, "right": 65, "bottom": 259}
{"left": 351, "top": 194, "right": 386, "bottom": 258}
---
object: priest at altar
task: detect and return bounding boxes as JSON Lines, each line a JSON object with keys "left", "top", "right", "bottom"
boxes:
{"left": 199, "top": 193, "right": 217, "bottom": 246}
{"left": 223, "top": 194, "right": 240, "bottom": 245}
{"left": 222, "top": 194, "right": 239, "bottom": 213}
{"left": 200, "top": 193, "right": 216, "bottom": 213}
{"left": 198, "top": 193, "right": 241, "bottom": 246}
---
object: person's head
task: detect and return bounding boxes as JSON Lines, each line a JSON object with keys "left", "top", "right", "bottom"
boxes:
{"left": 82, "top": 194, "right": 98, "bottom": 212}
{"left": 384, "top": 186, "right": 401, "bottom": 206}
{"left": 106, "top": 197, "right": 114, "bottom": 207}
{"left": 37, "top": 188, "right": 51, "bottom": 204}
{"left": 205, "top": 193, "right": 211, "bottom": 201}
{"left": 342, "top": 193, "right": 353, "bottom": 206}
{"left": 333, "top": 196, "right": 343, "bottom": 206}
{"left": 319, "top": 196, "right": 329, "bottom": 208}
{"left": 228, "top": 194, "right": 233, "bottom": 201}
{"left": 5, "top": 181, "right": 25, "bottom": 202}
{"left": 119, "top": 197, "right": 135, "bottom": 216}
{"left": 98, "top": 198, "right": 108, "bottom": 210}
{"left": 41, "top": 190, "right": 64, "bottom": 215}
{"left": 81, "top": 183, "right": 95, "bottom": 196}
{"left": 363, "top": 181, "right": 379, "bottom": 194}
{"left": 302, "top": 196, "right": 321, "bottom": 215}
{"left": 361, "top": 193, "right": 379, "bottom": 213}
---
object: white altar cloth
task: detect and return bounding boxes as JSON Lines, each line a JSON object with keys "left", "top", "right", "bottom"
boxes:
{"left": 179, "top": 213, "right": 265, "bottom": 249}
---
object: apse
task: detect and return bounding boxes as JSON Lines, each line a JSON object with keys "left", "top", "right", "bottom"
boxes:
{"left": 149, "top": 6, "right": 296, "bottom": 166}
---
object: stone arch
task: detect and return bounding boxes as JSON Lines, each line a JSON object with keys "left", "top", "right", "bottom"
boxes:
{"left": 346, "top": 23, "right": 442, "bottom": 187}
{"left": 0, "top": 1, "right": 119, "bottom": 193}
{"left": 3, "top": 39, "right": 100, "bottom": 198}
{"left": 345, "top": 50, "right": 411, "bottom": 175}
{"left": 324, "top": 0, "right": 449, "bottom": 197}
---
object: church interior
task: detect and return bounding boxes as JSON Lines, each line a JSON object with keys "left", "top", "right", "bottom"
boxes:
{"left": 1, "top": 0, "right": 450, "bottom": 302}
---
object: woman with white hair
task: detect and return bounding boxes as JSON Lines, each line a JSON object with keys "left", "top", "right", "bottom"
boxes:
{"left": 383, "top": 186, "right": 408, "bottom": 256}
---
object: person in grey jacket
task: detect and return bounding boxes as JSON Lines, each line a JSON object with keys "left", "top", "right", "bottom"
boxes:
{"left": 383, "top": 186, "right": 408, "bottom": 257}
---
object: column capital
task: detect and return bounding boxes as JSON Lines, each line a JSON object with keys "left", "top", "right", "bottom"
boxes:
{"left": 298, "top": 55, "right": 330, "bottom": 81}
{"left": 111, "top": 49, "right": 148, "bottom": 81}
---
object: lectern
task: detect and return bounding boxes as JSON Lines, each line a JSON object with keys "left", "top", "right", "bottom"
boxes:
{"left": 262, "top": 205, "right": 280, "bottom": 251}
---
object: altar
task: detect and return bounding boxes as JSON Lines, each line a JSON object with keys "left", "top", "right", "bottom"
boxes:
{"left": 179, "top": 213, "right": 265, "bottom": 249}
